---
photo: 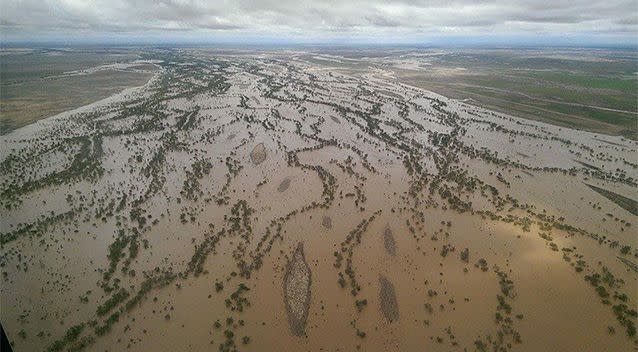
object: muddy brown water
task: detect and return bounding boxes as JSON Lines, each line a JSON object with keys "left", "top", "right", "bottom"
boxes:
{"left": 0, "top": 51, "right": 635, "bottom": 352}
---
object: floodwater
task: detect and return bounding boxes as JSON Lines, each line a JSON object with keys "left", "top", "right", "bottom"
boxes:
{"left": 0, "top": 49, "right": 636, "bottom": 352}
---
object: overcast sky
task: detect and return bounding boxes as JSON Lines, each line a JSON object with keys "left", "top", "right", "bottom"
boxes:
{"left": 1, "top": 0, "right": 637, "bottom": 45}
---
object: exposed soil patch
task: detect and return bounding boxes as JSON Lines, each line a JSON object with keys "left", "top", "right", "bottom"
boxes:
{"left": 575, "top": 160, "right": 601, "bottom": 171}
{"left": 283, "top": 242, "right": 312, "bottom": 336}
{"left": 585, "top": 183, "right": 637, "bottom": 215}
{"left": 383, "top": 227, "right": 396, "bottom": 256}
{"left": 617, "top": 256, "right": 638, "bottom": 273}
{"left": 278, "top": 177, "right": 291, "bottom": 192}
{"left": 250, "top": 142, "right": 267, "bottom": 165}
{"left": 322, "top": 216, "right": 332, "bottom": 229}
{"left": 378, "top": 275, "right": 399, "bottom": 322}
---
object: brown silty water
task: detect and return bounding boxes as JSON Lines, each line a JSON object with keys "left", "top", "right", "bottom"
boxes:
{"left": 0, "top": 50, "right": 636, "bottom": 352}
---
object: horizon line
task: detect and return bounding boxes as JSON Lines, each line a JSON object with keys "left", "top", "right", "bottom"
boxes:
{"left": 2, "top": 41, "right": 637, "bottom": 50}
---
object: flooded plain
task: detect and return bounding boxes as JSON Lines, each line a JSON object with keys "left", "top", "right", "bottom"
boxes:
{"left": 0, "top": 48, "right": 636, "bottom": 352}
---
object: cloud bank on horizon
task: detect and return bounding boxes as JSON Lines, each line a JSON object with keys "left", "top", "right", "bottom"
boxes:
{"left": 1, "top": 0, "right": 637, "bottom": 45}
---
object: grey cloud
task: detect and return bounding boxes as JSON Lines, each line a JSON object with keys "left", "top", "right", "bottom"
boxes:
{"left": 366, "top": 14, "right": 402, "bottom": 28}
{"left": 0, "top": 0, "right": 635, "bottom": 41}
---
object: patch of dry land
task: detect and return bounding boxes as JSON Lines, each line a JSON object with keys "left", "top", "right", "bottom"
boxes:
{"left": 0, "top": 49, "right": 159, "bottom": 134}
{"left": 0, "top": 48, "right": 636, "bottom": 352}
{"left": 283, "top": 243, "right": 312, "bottom": 336}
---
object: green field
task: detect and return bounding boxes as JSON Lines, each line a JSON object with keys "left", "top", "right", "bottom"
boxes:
{"left": 0, "top": 48, "right": 155, "bottom": 134}
{"left": 390, "top": 48, "right": 638, "bottom": 138}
